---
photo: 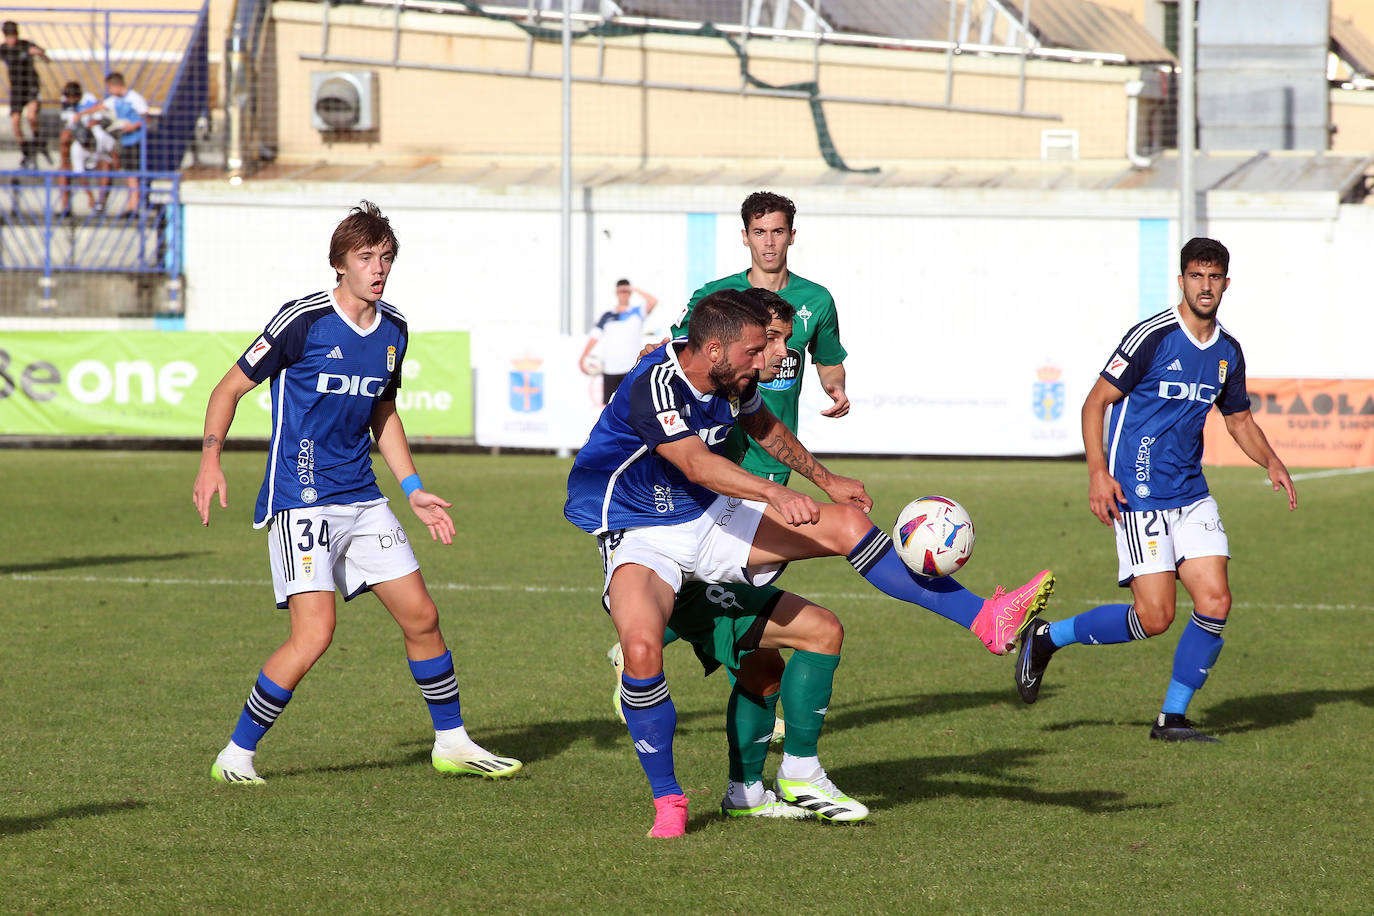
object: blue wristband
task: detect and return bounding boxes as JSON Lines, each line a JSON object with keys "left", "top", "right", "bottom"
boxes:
{"left": 401, "top": 474, "right": 423, "bottom": 497}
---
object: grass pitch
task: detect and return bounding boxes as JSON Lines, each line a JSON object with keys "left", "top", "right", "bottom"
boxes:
{"left": 1, "top": 449, "right": 1371, "bottom": 914}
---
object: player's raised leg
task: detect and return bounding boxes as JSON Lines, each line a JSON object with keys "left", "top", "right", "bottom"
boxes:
{"left": 373, "top": 570, "right": 522, "bottom": 777}
{"left": 749, "top": 502, "right": 1053, "bottom": 655}
{"left": 608, "top": 563, "right": 689, "bottom": 837}
{"left": 212, "top": 590, "right": 336, "bottom": 785}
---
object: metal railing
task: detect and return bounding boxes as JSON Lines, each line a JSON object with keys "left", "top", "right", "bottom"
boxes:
{"left": 0, "top": 167, "right": 182, "bottom": 305}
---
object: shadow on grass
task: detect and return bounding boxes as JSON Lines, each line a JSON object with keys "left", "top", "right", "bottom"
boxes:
{"left": 0, "top": 799, "right": 147, "bottom": 837}
{"left": 829, "top": 751, "right": 1164, "bottom": 815}
{"left": 1206, "top": 685, "right": 1374, "bottom": 735}
{"left": 0, "top": 552, "right": 204, "bottom": 574}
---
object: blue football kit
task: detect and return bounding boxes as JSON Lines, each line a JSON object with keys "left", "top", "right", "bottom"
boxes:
{"left": 1099, "top": 306, "right": 1250, "bottom": 512}
{"left": 564, "top": 341, "right": 763, "bottom": 535}
{"left": 236, "top": 289, "right": 407, "bottom": 527}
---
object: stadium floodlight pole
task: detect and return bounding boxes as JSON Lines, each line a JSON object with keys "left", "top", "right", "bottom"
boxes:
{"left": 1179, "top": 0, "right": 1197, "bottom": 242}
{"left": 560, "top": 3, "right": 573, "bottom": 337}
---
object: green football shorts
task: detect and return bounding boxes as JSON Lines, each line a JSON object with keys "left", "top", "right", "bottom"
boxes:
{"left": 666, "top": 580, "right": 784, "bottom": 675}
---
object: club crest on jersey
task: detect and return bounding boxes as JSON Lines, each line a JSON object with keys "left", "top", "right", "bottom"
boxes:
{"left": 387, "top": 345, "right": 396, "bottom": 372}
{"left": 1218, "top": 360, "right": 1228, "bottom": 384}
{"left": 795, "top": 305, "right": 813, "bottom": 331}
{"left": 301, "top": 486, "right": 318, "bottom": 503}
{"left": 1032, "top": 365, "right": 1064, "bottom": 422}
{"left": 509, "top": 356, "right": 543, "bottom": 413}
{"left": 301, "top": 555, "right": 314, "bottom": 579}
{"left": 728, "top": 395, "right": 740, "bottom": 417}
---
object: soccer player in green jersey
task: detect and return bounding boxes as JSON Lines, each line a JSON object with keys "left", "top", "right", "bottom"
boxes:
{"left": 672, "top": 190, "right": 849, "bottom": 483}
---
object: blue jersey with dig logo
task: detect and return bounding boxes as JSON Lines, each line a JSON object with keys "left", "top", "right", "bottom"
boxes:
{"left": 1099, "top": 306, "right": 1250, "bottom": 512}
{"left": 237, "top": 289, "right": 407, "bottom": 527}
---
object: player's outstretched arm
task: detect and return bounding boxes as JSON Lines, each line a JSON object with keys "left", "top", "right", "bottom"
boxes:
{"left": 193, "top": 365, "right": 258, "bottom": 527}
{"left": 1223, "top": 409, "right": 1298, "bottom": 510}
{"left": 1081, "top": 376, "right": 1128, "bottom": 524}
{"left": 740, "top": 407, "right": 872, "bottom": 513}
{"left": 370, "top": 400, "right": 456, "bottom": 544}
{"left": 655, "top": 435, "right": 821, "bottom": 526}
{"left": 815, "top": 362, "right": 850, "bottom": 418}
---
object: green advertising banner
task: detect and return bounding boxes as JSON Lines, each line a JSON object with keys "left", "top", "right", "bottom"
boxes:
{"left": 0, "top": 331, "right": 472, "bottom": 438}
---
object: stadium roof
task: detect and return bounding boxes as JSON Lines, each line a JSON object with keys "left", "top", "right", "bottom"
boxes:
{"left": 615, "top": 0, "right": 1175, "bottom": 64}
{"left": 1331, "top": 14, "right": 1374, "bottom": 80}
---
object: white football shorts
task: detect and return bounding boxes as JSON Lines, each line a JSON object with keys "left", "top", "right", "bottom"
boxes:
{"left": 597, "top": 494, "right": 783, "bottom": 608}
{"left": 267, "top": 500, "right": 420, "bottom": 608}
{"left": 1114, "top": 494, "right": 1229, "bottom": 585}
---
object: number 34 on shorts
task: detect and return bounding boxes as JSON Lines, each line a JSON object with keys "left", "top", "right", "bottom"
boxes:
{"left": 267, "top": 501, "right": 420, "bottom": 608}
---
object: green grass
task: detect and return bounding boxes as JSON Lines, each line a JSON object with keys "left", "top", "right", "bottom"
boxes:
{"left": 2, "top": 450, "right": 1371, "bottom": 914}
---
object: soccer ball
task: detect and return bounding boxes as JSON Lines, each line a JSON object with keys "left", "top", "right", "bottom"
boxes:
{"left": 892, "top": 496, "right": 975, "bottom": 578}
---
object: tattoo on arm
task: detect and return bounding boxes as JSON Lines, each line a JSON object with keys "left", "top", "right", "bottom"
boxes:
{"left": 203, "top": 434, "right": 221, "bottom": 450}
{"left": 760, "top": 429, "right": 828, "bottom": 483}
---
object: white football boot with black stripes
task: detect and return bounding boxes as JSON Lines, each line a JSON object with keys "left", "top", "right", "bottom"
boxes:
{"left": 775, "top": 770, "right": 869, "bottom": 822}
{"left": 432, "top": 742, "right": 523, "bottom": 779}
{"left": 211, "top": 744, "right": 266, "bottom": 785}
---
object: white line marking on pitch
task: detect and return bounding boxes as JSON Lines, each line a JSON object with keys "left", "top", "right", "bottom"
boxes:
{"left": 5, "top": 572, "right": 1371, "bottom": 613}
{"left": 1286, "top": 465, "right": 1374, "bottom": 482}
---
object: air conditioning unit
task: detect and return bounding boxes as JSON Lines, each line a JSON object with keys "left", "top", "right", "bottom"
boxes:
{"left": 310, "top": 71, "right": 378, "bottom": 131}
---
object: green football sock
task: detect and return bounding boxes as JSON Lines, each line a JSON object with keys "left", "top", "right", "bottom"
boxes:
{"left": 726, "top": 685, "right": 778, "bottom": 784}
{"left": 780, "top": 650, "right": 840, "bottom": 760}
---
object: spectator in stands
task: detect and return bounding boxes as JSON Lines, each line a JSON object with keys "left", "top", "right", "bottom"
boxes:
{"left": 84, "top": 71, "right": 148, "bottom": 216}
{"left": 0, "top": 21, "right": 46, "bottom": 167}
{"left": 57, "top": 81, "right": 115, "bottom": 217}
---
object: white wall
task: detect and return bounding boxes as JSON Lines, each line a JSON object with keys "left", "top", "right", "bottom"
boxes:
{"left": 180, "top": 180, "right": 1374, "bottom": 454}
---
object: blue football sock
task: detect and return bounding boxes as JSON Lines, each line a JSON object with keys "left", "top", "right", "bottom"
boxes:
{"left": 1162, "top": 612, "right": 1226, "bottom": 715}
{"left": 847, "top": 527, "right": 982, "bottom": 627}
{"left": 229, "top": 670, "right": 293, "bottom": 751}
{"left": 620, "top": 673, "right": 682, "bottom": 798}
{"left": 1047, "top": 604, "right": 1144, "bottom": 647}
{"left": 409, "top": 650, "right": 464, "bottom": 730}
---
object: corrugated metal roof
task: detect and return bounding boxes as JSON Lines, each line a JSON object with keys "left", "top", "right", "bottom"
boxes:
{"left": 1331, "top": 14, "right": 1374, "bottom": 78}
{"left": 620, "top": 0, "right": 1173, "bottom": 63}
{"left": 998, "top": 0, "right": 1174, "bottom": 63}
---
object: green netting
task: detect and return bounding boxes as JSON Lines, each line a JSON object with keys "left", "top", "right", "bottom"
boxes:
{"left": 455, "top": 2, "right": 878, "bottom": 174}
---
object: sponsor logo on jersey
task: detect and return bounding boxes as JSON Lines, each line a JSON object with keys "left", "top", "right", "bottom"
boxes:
{"left": 1166, "top": 358, "right": 1183, "bottom": 372}
{"left": 698, "top": 424, "right": 730, "bottom": 446}
{"left": 387, "top": 345, "right": 396, "bottom": 373}
{"left": 760, "top": 348, "right": 801, "bottom": 392}
{"left": 1218, "top": 359, "right": 1228, "bottom": 384}
{"left": 1033, "top": 365, "right": 1064, "bottom": 422}
{"left": 301, "top": 555, "right": 314, "bottom": 579}
{"left": 1106, "top": 354, "right": 1128, "bottom": 378}
{"left": 316, "top": 373, "right": 387, "bottom": 397}
{"left": 657, "top": 409, "right": 688, "bottom": 436}
{"left": 1135, "top": 436, "right": 1154, "bottom": 486}
{"left": 509, "top": 356, "right": 543, "bottom": 413}
{"left": 378, "top": 527, "right": 408, "bottom": 549}
{"left": 245, "top": 336, "right": 272, "bottom": 367}
{"left": 652, "top": 484, "right": 675, "bottom": 514}
{"left": 325, "top": 346, "right": 343, "bottom": 359}
{"left": 301, "top": 486, "right": 318, "bottom": 503}
{"left": 297, "top": 438, "right": 315, "bottom": 485}
{"left": 1158, "top": 381, "right": 1219, "bottom": 404}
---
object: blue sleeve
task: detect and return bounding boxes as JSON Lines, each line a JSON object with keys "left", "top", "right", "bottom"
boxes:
{"left": 1101, "top": 329, "right": 1159, "bottom": 394}
{"left": 381, "top": 331, "right": 406, "bottom": 401}
{"left": 237, "top": 306, "right": 310, "bottom": 383}
{"left": 625, "top": 373, "right": 694, "bottom": 449}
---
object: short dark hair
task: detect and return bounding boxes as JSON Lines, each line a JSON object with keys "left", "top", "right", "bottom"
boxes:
{"left": 740, "top": 190, "right": 796, "bottom": 229}
{"left": 1180, "top": 237, "right": 1229, "bottom": 276}
{"left": 105, "top": 71, "right": 125, "bottom": 86}
{"left": 61, "top": 81, "right": 82, "bottom": 99}
{"left": 742, "top": 287, "right": 795, "bottom": 325}
{"left": 686, "top": 289, "right": 770, "bottom": 351}
{"left": 2, "top": 22, "right": 18, "bottom": 37}
{"left": 329, "top": 200, "right": 399, "bottom": 280}
{"left": 615, "top": 278, "right": 630, "bottom": 288}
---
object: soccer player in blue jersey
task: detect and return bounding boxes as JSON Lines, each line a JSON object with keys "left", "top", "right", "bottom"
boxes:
{"left": 1014, "top": 237, "right": 1297, "bottom": 742}
{"left": 565, "top": 290, "right": 1054, "bottom": 836}
{"left": 192, "top": 201, "right": 520, "bottom": 784}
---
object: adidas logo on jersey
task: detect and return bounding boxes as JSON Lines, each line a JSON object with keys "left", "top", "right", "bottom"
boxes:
{"left": 1166, "top": 358, "right": 1183, "bottom": 372}
{"left": 326, "top": 346, "right": 344, "bottom": 359}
